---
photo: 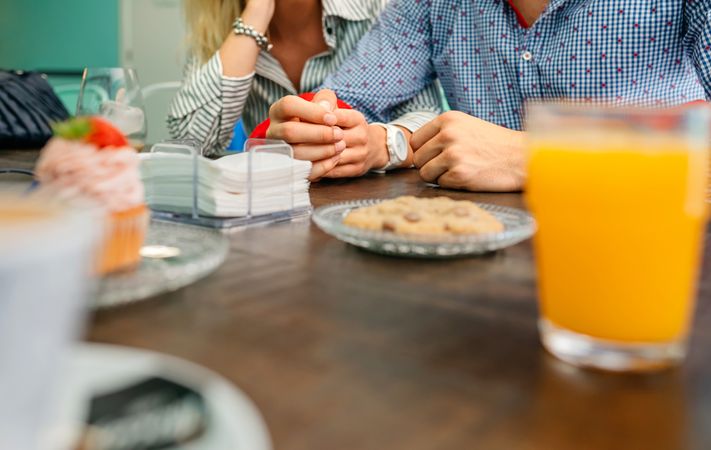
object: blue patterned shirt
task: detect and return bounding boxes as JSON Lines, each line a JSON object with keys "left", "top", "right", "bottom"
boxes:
{"left": 323, "top": 0, "right": 711, "bottom": 130}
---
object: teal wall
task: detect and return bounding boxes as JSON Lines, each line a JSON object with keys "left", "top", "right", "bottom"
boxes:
{"left": 0, "top": 0, "right": 120, "bottom": 73}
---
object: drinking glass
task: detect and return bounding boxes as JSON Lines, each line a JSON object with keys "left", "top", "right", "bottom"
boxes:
{"left": 76, "top": 67, "right": 147, "bottom": 150}
{"left": 0, "top": 196, "right": 102, "bottom": 450}
{"left": 526, "top": 103, "right": 710, "bottom": 372}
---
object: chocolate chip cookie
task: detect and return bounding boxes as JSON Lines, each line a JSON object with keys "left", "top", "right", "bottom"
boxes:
{"left": 343, "top": 196, "right": 504, "bottom": 236}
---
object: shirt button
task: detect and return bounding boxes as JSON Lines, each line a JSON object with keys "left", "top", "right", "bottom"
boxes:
{"left": 522, "top": 51, "right": 533, "bottom": 61}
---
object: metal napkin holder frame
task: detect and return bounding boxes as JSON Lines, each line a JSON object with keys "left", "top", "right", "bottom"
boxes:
{"left": 147, "top": 139, "right": 312, "bottom": 229}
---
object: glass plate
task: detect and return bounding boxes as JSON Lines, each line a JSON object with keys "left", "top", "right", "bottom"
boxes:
{"left": 95, "top": 221, "right": 229, "bottom": 308}
{"left": 312, "top": 199, "right": 536, "bottom": 258}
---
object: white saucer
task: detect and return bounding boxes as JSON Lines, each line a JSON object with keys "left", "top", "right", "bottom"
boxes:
{"left": 49, "top": 343, "right": 272, "bottom": 450}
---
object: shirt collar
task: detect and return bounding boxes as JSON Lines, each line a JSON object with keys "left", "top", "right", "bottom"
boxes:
{"left": 256, "top": 52, "right": 298, "bottom": 94}
{"left": 322, "top": 0, "right": 375, "bottom": 21}
{"left": 507, "top": 0, "right": 574, "bottom": 28}
{"left": 546, "top": 0, "right": 573, "bottom": 13}
{"left": 254, "top": 0, "right": 380, "bottom": 91}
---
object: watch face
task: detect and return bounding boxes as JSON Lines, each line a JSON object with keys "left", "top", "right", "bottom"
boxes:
{"left": 393, "top": 128, "right": 408, "bottom": 161}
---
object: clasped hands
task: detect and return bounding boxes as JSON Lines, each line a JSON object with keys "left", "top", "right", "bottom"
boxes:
{"left": 266, "top": 89, "right": 526, "bottom": 191}
{"left": 266, "top": 90, "right": 385, "bottom": 181}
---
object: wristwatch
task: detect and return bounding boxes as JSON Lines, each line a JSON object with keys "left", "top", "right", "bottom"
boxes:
{"left": 372, "top": 123, "right": 408, "bottom": 172}
{"left": 232, "top": 18, "right": 273, "bottom": 52}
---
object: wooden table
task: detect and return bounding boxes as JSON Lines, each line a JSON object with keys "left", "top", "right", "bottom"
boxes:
{"left": 3, "top": 150, "right": 711, "bottom": 450}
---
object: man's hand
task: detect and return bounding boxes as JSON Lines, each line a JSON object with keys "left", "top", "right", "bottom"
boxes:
{"left": 411, "top": 111, "right": 526, "bottom": 192}
{"left": 266, "top": 90, "right": 345, "bottom": 180}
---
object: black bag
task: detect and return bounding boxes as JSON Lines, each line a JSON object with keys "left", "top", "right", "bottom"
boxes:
{"left": 0, "top": 70, "right": 70, "bottom": 149}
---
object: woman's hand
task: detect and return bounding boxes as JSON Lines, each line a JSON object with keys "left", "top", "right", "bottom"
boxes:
{"left": 241, "top": 0, "right": 275, "bottom": 33}
{"left": 267, "top": 90, "right": 345, "bottom": 180}
{"left": 411, "top": 111, "right": 526, "bottom": 192}
{"left": 322, "top": 111, "right": 387, "bottom": 178}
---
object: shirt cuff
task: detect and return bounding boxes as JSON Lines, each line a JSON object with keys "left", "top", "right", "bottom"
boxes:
{"left": 389, "top": 111, "right": 439, "bottom": 133}
{"left": 214, "top": 50, "right": 254, "bottom": 120}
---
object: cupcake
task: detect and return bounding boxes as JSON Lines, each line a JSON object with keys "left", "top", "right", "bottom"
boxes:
{"left": 36, "top": 117, "right": 148, "bottom": 274}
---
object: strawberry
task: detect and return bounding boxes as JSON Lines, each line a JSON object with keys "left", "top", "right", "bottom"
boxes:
{"left": 52, "top": 116, "right": 129, "bottom": 149}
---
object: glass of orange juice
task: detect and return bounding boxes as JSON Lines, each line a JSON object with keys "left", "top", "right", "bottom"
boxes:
{"left": 526, "top": 103, "right": 710, "bottom": 372}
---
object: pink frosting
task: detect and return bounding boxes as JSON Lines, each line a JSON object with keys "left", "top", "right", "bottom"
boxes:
{"left": 36, "top": 138, "right": 144, "bottom": 212}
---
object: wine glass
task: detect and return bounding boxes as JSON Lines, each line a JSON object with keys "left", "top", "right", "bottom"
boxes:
{"left": 76, "top": 67, "right": 147, "bottom": 151}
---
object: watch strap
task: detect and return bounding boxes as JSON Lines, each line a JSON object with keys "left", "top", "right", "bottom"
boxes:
{"left": 372, "top": 123, "right": 405, "bottom": 171}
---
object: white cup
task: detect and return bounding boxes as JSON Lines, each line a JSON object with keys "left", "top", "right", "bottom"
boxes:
{"left": 0, "top": 197, "right": 102, "bottom": 450}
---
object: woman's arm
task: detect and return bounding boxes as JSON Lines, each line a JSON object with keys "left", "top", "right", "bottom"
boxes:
{"left": 219, "top": 2, "right": 274, "bottom": 77}
{"left": 167, "top": 1, "right": 274, "bottom": 156}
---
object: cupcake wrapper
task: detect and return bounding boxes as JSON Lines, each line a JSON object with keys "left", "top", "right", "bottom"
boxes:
{"left": 98, "top": 205, "right": 149, "bottom": 275}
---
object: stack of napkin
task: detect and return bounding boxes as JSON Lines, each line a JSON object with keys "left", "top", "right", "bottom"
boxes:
{"left": 140, "top": 152, "right": 312, "bottom": 217}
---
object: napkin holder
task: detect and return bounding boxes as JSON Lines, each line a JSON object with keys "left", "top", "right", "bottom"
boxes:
{"left": 148, "top": 139, "right": 312, "bottom": 229}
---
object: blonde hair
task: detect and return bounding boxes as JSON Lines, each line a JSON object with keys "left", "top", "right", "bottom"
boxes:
{"left": 185, "top": 0, "right": 247, "bottom": 63}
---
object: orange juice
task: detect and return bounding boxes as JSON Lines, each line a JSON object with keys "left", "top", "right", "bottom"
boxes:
{"left": 527, "top": 134, "right": 709, "bottom": 343}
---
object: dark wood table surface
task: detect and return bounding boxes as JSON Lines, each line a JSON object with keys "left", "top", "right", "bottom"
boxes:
{"left": 3, "top": 149, "right": 711, "bottom": 450}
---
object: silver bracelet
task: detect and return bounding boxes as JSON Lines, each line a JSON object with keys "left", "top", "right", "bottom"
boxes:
{"left": 232, "top": 18, "right": 273, "bottom": 52}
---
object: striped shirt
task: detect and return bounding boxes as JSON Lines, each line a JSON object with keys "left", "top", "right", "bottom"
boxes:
{"left": 167, "top": 0, "right": 443, "bottom": 156}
